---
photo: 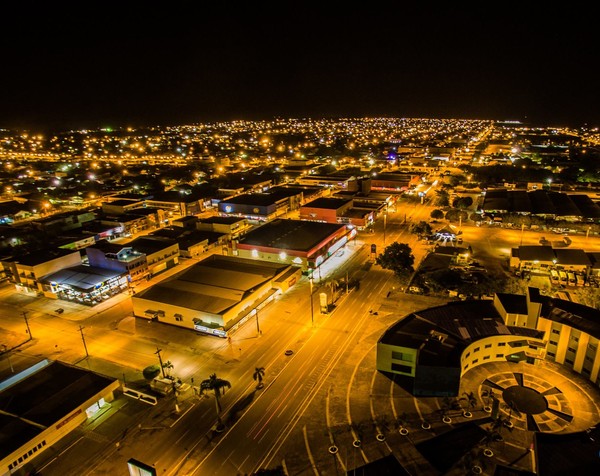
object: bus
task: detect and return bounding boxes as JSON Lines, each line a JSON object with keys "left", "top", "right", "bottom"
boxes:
{"left": 550, "top": 269, "right": 559, "bottom": 284}
{"left": 567, "top": 272, "right": 576, "bottom": 286}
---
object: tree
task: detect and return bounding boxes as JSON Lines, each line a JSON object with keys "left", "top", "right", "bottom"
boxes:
{"left": 375, "top": 242, "right": 414, "bottom": 279}
{"left": 445, "top": 209, "right": 469, "bottom": 223}
{"left": 410, "top": 220, "right": 432, "bottom": 237}
{"left": 435, "top": 189, "right": 450, "bottom": 207}
{"left": 162, "top": 360, "right": 174, "bottom": 377}
{"left": 200, "top": 373, "right": 232, "bottom": 428}
{"left": 430, "top": 209, "right": 445, "bottom": 220}
{"left": 452, "top": 196, "right": 473, "bottom": 209}
{"left": 253, "top": 367, "right": 265, "bottom": 389}
{"left": 142, "top": 364, "right": 161, "bottom": 381}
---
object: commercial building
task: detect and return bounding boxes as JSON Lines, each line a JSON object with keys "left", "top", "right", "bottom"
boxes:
{"left": 132, "top": 254, "right": 300, "bottom": 337}
{"left": 217, "top": 186, "right": 304, "bottom": 222}
{"left": 509, "top": 245, "right": 593, "bottom": 277}
{"left": 0, "top": 248, "right": 83, "bottom": 296}
{"left": 299, "top": 196, "right": 375, "bottom": 229}
{"left": 85, "top": 236, "right": 179, "bottom": 283}
{"left": 235, "top": 219, "right": 354, "bottom": 271}
{"left": 481, "top": 189, "right": 600, "bottom": 220}
{"left": 39, "top": 264, "right": 128, "bottom": 305}
{"left": 0, "top": 359, "right": 120, "bottom": 475}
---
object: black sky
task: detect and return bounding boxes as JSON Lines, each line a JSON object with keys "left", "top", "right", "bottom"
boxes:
{"left": 1, "top": 4, "right": 597, "bottom": 131}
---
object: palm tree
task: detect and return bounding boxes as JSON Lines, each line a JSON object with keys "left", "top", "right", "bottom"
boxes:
{"left": 162, "top": 360, "right": 174, "bottom": 378}
{"left": 462, "top": 391, "right": 477, "bottom": 412}
{"left": 253, "top": 367, "right": 265, "bottom": 389}
{"left": 200, "top": 373, "right": 231, "bottom": 429}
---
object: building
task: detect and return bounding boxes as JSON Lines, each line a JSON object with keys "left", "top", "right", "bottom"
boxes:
{"left": 196, "top": 216, "right": 251, "bottom": 239}
{"left": 145, "top": 189, "right": 211, "bottom": 217}
{"left": 38, "top": 264, "right": 128, "bottom": 304}
{"left": 149, "top": 226, "right": 226, "bottom": 259}
{"left": 131, "top": 254, "right": 300, "bottom": 337}
{"left": 509, "top": 245, "right": 592, "bottom": 276}
{"left": 377, "top": 296, "right": 546, "bottom": 397}
{"left": 509, "top": 245, "right": 556, "bottom": 272}
{"left": 128, "top": 236, "right": 179, "bottom": 277}
{"left": 482, "top": 189, "right": 600, "bottom": 220}
{"left": 85, "top": 240, "right": 148, "bottom": 283}
{"left": 217, "top": 186, "right": 304, "bottom": 222}
{"left": 235, "top": 219, "right": 354, "bottom": 271}
{"left": 370, "top": 172, "right": 422, "bottom": 192}
{"left": 1, "top": 248, "right": 83, "bottom": 296}
{"left": 0, "top": 359, "right": 120, "bottom": 475}
{"left": 377, "top": 287, "right": 600, "bottom": 397}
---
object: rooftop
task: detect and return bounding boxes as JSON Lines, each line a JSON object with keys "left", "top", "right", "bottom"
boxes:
{"left": 0, "top": 360, "right": 117, "bottom": 460}
{"left": 302, "top": 197, "right": 352, "bottom": 210}
{"left": 39, "top": 264, "right": 124, "bottom": 291}
{"left": 238, "top": 219, "right": 347, "bottom": 253}
{"left": 134, "top": 255, "right": 290, "bottom": 315}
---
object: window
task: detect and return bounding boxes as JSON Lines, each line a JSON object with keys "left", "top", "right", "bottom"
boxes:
{"left": 483, "top": 355, "right": 490, "bottom": 360}
{"left": 498, "top": 342, "right": 506, "bottom": 347}
{"left": 582, "top": 368, "right": 591, "bottom": 376}
{"left": 472, "top": 359, "right": 479, "bottom": 364}
{"left": 391, "top": 363, "right": 412, "bottom": 374}
{"left": 585, "top": 355, "right": 594, "bottom": 363}
{"left": 473, "top": 347, "right": 480, "bottom": 353}
{"left": 565, "top": 358, "right": 574, "bottom": 365}
{"left": 391, "top": 351, "right": 413, "bottom": 362}
{"left": 567, "top": 347, "right": 577, "bottom": 353}
{"left": 552, "top": 329, "right": 560, "bottom": 335}
{"left": 547, "top": 351, "right": 556, "bottom": 357}
{"left": 496, "top": 354, "right": 504, "bottom": 358}
{"left": 465, "top": 352, "right": 470, "bottom": 358}
{"left": 484, "top": 344, "right": 492, "bottom": 349}
{"left": 174, "top": 313, "right": 183, "bottom": 322}
{"left": 549, "top": 340, "right": 558, "bottom": 346}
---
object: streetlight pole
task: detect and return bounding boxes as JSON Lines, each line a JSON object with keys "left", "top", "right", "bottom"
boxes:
{"left": 255, "top": 308, "right": 261, "bottom": 335}
{"left": 309, "top": 276, "right": 314, "bottom": 327}
{"left": 22, "top": 311, "right": 32, "bottom": 340}
{"left": 520, "top": 223, "right": 525, "bottom": 246}
{"left": 155, "top": 348, "right": 166, "bottom": 378}
{"left": 383, "top": 212, "right": 387, "bottom": 247}
{"left": 79, "top": 325, "right": 89, "bottom": 358}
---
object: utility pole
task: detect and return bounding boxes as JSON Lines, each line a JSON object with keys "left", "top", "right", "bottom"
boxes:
{"left": 22, "top": 311, "right": 32, "bottom": 340}
{"left": 309, "top": 276, "right": 314, "bottom": 327}
{"left": 346, "top": 270, "right": 349, "bottom": 294}
{"left": 255, "top": 308, "right": 261, "bottom": 335}
{"left": 520, "top": 222, "right": 525, "bottom": 246}
{"left": 155, "top": 348, "right": 166, "bottom": 378}
{"left": 79, "top": 325, "right": 89, "bottom": 358}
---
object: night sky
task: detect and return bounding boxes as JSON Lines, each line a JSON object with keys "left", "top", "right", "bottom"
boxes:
{"left": 1, "top": 4, "right": 597, "bottom": 131}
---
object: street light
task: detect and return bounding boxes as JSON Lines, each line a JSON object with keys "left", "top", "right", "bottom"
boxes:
{"left": 520, "top": 223, "right": 525, "bottom": 246}
{"left": 309, "top": 275, "right": 314, "bottom": 327}
{"left": 255, "top": 308, "right": 261, "bottom": 336}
